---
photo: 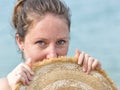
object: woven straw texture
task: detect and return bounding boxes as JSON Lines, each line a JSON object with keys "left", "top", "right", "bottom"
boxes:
{"left": 14, "top": 57, "right": 117, "bottom": 90}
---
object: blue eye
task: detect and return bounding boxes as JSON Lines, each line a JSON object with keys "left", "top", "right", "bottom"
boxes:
{"left": 56, "top": 40, "right": 65, "bottom": 45}
{"left": 36, "top": 41, "right": 46, "bottom": 46}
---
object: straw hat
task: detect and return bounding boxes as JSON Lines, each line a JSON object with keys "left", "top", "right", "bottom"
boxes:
{"left": 14, "top": 57, "right": 117, "bottom": 90}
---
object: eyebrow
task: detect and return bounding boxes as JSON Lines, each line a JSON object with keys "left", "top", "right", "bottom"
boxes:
{"left": 34, "top": 36, "right": 70, "bottom": 40}
{"left": 57, "top": 37, "right": 70, "bottom": 40}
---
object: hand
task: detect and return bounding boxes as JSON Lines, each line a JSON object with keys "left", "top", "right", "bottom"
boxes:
{"left": 75, "top": 49, "right": 101, "bottom": 74}
{"left": 7, "top": 58, "right": 34, "bottom": 89}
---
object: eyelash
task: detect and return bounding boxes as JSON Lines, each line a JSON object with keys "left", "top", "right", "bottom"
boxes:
{"left": 56, "top": 40, "right": 66, "bottom": 45}
{"left": 36, "top": 41, "right": 46, "bottom": 46}
{"left": 35, "top": 40, "right": 66, "bottom": 47}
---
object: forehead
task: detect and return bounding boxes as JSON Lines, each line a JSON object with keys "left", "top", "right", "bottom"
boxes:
{"left": 26, "top": 14, "right": 69, "bottom": 40}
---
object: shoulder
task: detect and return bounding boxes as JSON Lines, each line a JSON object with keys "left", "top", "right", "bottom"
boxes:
{"left": 0, "top": 78, "right": 11, "bottom": 90}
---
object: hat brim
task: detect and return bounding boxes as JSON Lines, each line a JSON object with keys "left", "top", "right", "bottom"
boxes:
{"left": 14, "top": 57, "right": 117, "bottom": 90}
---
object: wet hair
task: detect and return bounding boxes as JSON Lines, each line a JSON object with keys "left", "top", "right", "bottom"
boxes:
{"left": 13, "top": 0, "right": 71, "bottom": 41}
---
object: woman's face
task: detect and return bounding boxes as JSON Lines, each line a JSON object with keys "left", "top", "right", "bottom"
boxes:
{"left": 16, "top": 14, "right": 70, "bottom": 63}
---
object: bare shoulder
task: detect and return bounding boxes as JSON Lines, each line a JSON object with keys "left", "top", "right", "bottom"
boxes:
{"left": 0, "top": 78, "right": 11, "bottom": 90}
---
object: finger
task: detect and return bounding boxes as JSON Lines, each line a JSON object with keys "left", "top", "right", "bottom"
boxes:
{"left": 16, "top": 63, "right": 34, "bottom": 84}
{"left": 82, "top": 53, "right": 89, "bottom": 72}
{"left": 26, "top": 72, "right": 33, "bottom": 81}
{"left": 78, "top": 52, "right": 84, "bottom": 65}
{"left": 92, "top": 59, "right": 101, "bottom": 70}
{"left": 24, "top": 69, "right": 33, "bottom": 81}
{"left": 75, "top": 48, "right": 81, "bottom": 58}
{"left": 16, "top": 75, "right": 30, "bottom": 86}
{"left": 98, "top": 62, "right": 102, "bottom": 69}
{"left": 23, "top": 64, "right": 34, "bottom": 75}
{"left": 16, "top": 63, "right": 34, "bottom": 76}
{"left": 17, "top": 68, "right": 33, "bottom": 85}
{"left": 25, "top": 58, "right": 33, "bottom": 67}
{"left": 24, "top": 59, "right": 34, "bottom": 75}
{"left": 15, "top": 70, "right": 29, "bottom": 86}
{"left": 87, "top": 57, "right": 94, "bottom": 74}
{"left": 96, "top": 59, "right": 101, "bottom": 69}
{"left": 14, "top": 74, "right": 24, "bottom": 85}
{"left": 21, "top": 66, "right": 34, "bottom": 81}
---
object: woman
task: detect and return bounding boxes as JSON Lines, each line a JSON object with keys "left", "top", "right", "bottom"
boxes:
{"left": 0, "top": 0, "right": 101, "bottom": 89}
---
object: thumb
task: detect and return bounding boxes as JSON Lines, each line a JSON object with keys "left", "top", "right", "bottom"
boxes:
{"left": 75, "top": 48, "right": 81, "bottom": 58}
{"left": 25, "top": 58, "right": 33, "bottom": 67}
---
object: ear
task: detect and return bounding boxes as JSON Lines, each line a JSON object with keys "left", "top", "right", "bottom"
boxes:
{"left": 16, "top": 34, "right": 24, "bottom": 51}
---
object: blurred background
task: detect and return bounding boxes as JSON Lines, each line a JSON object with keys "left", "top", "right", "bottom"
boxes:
{"left": 0, "top": 0, "right": 120, "bottom": 89}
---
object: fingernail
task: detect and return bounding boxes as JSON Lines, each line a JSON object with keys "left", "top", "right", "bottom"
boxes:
{"left": 27, "top": 58, "right": 32, "bottom": 63}
{"left": 86, "top": 72, "right": 89, "bottom": 74}
{"left": 78, "top": 61, "right": 81, "bottom": 64}
{"left": 29, "top": 76, "right": 34, "bottom": 81}
{"left": 26, "top": 58, "right": 32, "bottom": 67}
{"left": 27, "top": 81, "right": 30, "bottom": 86}
{"left": 83, "top": 68, "right": 86, "bottom": 72}
{"left": 31, "top": 71, "right": 34, "bottom": 75}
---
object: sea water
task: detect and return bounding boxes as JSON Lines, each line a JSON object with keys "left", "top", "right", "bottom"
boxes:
{"left": 0, "top": 0, "right": 120, "bottom": 88}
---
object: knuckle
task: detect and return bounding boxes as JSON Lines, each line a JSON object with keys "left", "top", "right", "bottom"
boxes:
{"left": 95, "top": 59, "right": 99, "bottom": 64}
{"left": 85, "top": 53, "right": 89, "bottom": 57}
{"left": 88, "top": 57, "right": 94, "bottom": 61}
